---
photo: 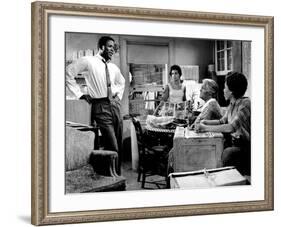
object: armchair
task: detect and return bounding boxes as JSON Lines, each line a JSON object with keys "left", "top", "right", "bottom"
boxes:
{"left": 65, "top": 125, "right": 126, "bottom": 193}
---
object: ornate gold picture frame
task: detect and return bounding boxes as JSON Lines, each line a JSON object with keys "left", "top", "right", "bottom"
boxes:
{"left": 31, "top": 1, "right": 274, "bottom": 225}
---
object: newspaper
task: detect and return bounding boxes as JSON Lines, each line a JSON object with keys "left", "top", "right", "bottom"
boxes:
{"left": 184, "top": 128, "right": 215, "bottom": 138}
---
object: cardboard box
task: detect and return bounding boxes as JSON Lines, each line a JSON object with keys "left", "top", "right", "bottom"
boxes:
{"left": 169, "top": 167, "right": 247, "bottom": 189}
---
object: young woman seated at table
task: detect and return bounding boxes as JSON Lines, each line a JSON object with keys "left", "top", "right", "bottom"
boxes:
{"left": 195, "top": 72, "right": 251, "bottom": 175}
{"left": 191, "top": 79, "right": 222, "bottom": 127}
{"left": 153, "top": 65, "right": 186, "bottom": 116}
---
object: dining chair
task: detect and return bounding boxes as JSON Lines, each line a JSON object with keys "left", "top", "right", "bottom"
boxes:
{"left": 130, "top": 116, "right": 169, "bottom": 189}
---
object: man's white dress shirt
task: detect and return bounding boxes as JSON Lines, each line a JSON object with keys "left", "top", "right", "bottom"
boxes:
{"left": 66, "top": 54, "right": 125, "bottom": 100}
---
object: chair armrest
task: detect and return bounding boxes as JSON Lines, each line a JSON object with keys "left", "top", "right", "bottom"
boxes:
{"left": 89, "top": 150, "right": 119, "bottom": 177}
{"left": 66, "top": 126, "right": 95, "bottom": 171}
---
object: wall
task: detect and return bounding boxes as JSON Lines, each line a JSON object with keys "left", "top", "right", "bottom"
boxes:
{"left": 65, "top": 32, "right": 99, "bottom": 61}
{"left": 174, "top": 38, "right": 214, "bottom": 81}
{"left": 66, "top": 32, "right": 121, "bottom": 67}
{"left": 2, "top": 1, "right": 279, "bottom": 227}
{"left": 66, "top": 33, "right": 214, "bottom": 115}
{"left": 66, "top": 35, "right": 247, "bottom": 109}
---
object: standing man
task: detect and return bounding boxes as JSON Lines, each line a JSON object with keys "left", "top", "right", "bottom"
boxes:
{"left": 66, "top": 36, "right": 125, "bottom": 174}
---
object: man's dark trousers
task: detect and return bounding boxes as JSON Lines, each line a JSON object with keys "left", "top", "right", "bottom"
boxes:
{"left": 91, "top": 97, "right": 123, "bottom": 174}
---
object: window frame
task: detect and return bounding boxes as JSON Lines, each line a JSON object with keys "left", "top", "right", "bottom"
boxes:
{"left": 215, "top": 40, "right": 233, "bottom": 75}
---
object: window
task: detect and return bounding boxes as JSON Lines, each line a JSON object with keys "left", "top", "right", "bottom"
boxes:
{"left": 215, "top": 40, "right": 233, "bottom": 75}
{"left": 126, "top": 42, "right": 170, "bottom": 116}
{"left": 129, "top": 63, "right": 166, "bottom": 86}
{"left": 128, "top": 63, "right": 167, "bottom": 116}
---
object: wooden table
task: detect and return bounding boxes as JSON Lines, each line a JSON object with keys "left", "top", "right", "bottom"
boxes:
{"left": 170, "top": 127, "right": 224, "bottom": 172}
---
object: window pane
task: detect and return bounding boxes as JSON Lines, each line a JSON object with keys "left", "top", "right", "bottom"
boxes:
{"left": 227, "top": 50, "right": 233, "bottom": 70}
{"left": 217, "top": 41, "right": 224, "bottom": 51}
{"left": 129, "top": 63, "right": 167, "bottom": 116}
{"left": 217, "top": 51, "right": 225, "bottom": 59}
{"left": 218, "top": 59, "right": 225, "bottom": 71}
{"left": 218, "top": 61, "right": 221, "bottom": 71}
{"left": 227, "top": 41, "right": 233, "bottom": 48}
{"left": 129, "top": 63, "right": 165, "bottom": 85}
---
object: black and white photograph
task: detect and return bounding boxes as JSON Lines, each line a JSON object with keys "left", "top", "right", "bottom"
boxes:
{"left": 65, "top": 32, "right": 252, "bottom": 193}
{"left": 30, "top": 1, "right": 273, "bottom": 225}
{"left": 2, "top": 0, "right": 279, "bottom": 226}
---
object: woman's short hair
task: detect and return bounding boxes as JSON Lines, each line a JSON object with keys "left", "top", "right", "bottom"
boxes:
{"left": 169, "top": 65, "right": 182, "bottom": 76}
{"left": 202, "top": 79, "right": 219, "bottom": 98}
{"left": 226, "top": 72, "right": 248, "bottom": 98}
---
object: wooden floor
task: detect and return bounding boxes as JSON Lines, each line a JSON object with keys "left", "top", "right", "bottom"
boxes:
{"left": 121, "top": 161, "right": 167, "bottom": 191}
{"left": 121, "top": 161, "right": 251, "bottom": 191}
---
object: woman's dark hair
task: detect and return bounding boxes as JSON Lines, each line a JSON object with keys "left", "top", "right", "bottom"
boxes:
{"left": 97, "top": 36, "right": 115, "bottom": 49}
{"left": 169, "top": 65, "right": 182, "bottom": 76}
{"left": 226, "top": 72, "right": 248, "bottom": 98}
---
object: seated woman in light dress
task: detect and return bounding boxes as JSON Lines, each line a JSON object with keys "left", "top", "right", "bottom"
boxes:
{"left": 153, "top": 65, "right": 186, "bottom": 116}
{"left": 167, "top": 78, "right": 222, "bottom": 175}
{"left": 192, "top": 79, "right": 222, "bottom": 126}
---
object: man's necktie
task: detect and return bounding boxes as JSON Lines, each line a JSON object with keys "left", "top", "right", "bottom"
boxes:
{"left": 103, "top": 59, "right": 113, "bottom": 101}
